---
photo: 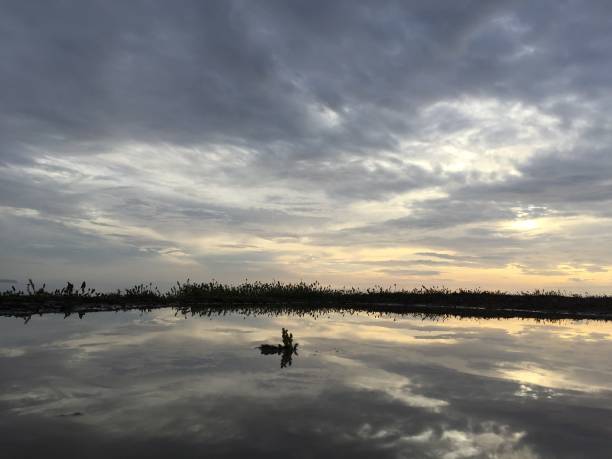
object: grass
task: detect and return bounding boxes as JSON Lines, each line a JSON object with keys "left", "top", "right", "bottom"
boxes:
{"left": 2, "top": 279, "right": 612, "bottom": 321}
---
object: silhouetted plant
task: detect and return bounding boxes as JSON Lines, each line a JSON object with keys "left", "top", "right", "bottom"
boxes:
{"left": 282, "top": 328, "right": 293, "bottom": 348}
{"left": 258, "top": 328, "right": 299, "bottom": 368}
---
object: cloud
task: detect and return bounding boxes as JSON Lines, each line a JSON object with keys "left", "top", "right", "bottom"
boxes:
{"left": 1, "top": 1, "right": 611, "bottom": 289}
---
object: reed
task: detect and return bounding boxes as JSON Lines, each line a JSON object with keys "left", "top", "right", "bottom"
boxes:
{"left": 3, "top": 279, "right": 612, "bottom": 321}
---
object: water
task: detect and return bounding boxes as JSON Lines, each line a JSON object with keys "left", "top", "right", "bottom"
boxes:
{"left": 1, "top": 310, "right": 611, "bottom": 458}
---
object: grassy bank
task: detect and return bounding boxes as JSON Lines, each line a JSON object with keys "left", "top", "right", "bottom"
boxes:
{"left": 2, "top": 279, "right": 612, "bottom": 321}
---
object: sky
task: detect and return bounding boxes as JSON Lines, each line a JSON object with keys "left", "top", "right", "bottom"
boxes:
{"left": 1, "top": 0, "right": 612, "bottom": 292}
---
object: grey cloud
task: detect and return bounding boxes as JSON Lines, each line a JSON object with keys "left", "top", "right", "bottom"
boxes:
{"left": 1, "top": 1, "right": 612, "bottom": 287}
{"left": 461, "top": 146, "right": 612, "bottom": 209}
{"left": 2, "top": 0, "right": 610, "bottom": 160}
{"left": 376, "top": 269, "right": 442, "bottom": 277}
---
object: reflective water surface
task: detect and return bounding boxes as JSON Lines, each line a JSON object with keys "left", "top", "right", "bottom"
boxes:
{"left": 1, "top": 310, "right": 611, "bottom": 458}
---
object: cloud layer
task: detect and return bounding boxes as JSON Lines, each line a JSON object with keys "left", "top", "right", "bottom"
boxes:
{"left": 1, "top": 1, "right": 612, "bottom": 290}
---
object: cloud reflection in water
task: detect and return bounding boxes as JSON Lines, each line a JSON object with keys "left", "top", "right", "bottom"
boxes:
{"left": 0, "top": 311, "right": 611, "bottom": 458}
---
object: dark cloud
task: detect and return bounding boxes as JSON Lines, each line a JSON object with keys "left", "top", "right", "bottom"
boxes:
{"left": 2, "top": 0, "right": 610, "bottom": 158}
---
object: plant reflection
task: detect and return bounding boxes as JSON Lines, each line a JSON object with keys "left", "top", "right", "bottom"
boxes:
{"left": 258, "top": 328, "right": 299, "bottom": 368}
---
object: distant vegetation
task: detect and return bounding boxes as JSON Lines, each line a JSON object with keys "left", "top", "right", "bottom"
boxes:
{"left": 2, "top": 279, "right": 612, "bottom": 321}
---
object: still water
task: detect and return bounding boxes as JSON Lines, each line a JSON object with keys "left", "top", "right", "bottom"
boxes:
{"left": 1, "top": 309, "right": 611, "bottom": 458}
